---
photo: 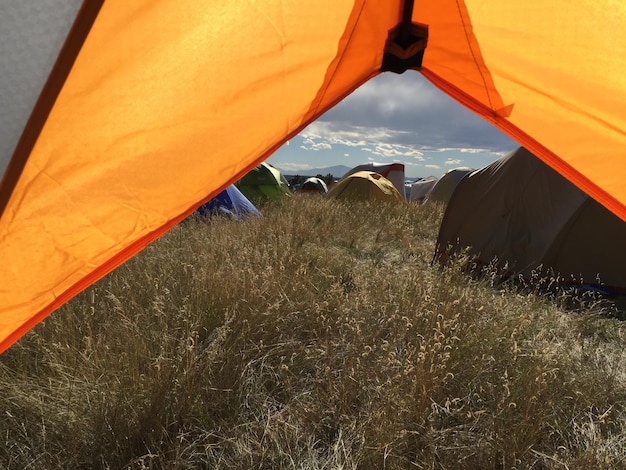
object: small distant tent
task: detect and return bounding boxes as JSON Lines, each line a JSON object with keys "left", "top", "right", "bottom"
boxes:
{"left": 236, "top": 162, "right": 291, "bottom": 203}
{"left": 435, "top": 147, "right": 626, "bottom": 293}
{"left": 424, "top": 167, "right": 474, "bottom": 204}
{"left": 409, "top": 176, "right": 438, "bottom": 202}
{"left": 342, "top": 163, "right": 406, "bottom": 200}
{"left": 195, "top": 184, "right": 261, "bottom": 220}
{"left": 327, "top": 171, "right": 404, "bottom": 203}
{"left": 299, "top": 177, "right": 328, "bottom": 194}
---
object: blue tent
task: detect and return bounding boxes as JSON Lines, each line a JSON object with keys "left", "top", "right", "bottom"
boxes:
{"left": 196, "top": 185, "right": 262, "bottom": 220}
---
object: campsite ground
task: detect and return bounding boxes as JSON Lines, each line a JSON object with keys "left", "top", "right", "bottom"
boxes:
{"left": 1, "top": 195, "right": 625, "bottom": 469}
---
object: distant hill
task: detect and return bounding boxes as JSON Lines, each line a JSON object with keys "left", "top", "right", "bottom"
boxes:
{"left": 279, "top": 165, "right": 351, "bottom": 180}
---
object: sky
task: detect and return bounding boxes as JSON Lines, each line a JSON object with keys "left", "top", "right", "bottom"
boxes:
{"left": 267, "top": 71, "right": 518, "bottom": 179}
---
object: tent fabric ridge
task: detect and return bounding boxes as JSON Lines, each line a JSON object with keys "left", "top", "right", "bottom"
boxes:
{"left": 306, "top": 0, "right": 368, "bottom": 118}
{"left": 541, "top": 199, "right": 588, "bottom": 268}
{"left": 421, "top": 68, "right": 511, "bottom": 123}
{"left": 453, "top": 0, "right": 499, "bottom": 113}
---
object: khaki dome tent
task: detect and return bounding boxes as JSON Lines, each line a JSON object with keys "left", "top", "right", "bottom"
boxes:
{"left": 435, "top": 147, "right": 626, "bottom": 293}
{"left": 424, "top": 167, "right": 473, "bottom": 204}
{"left": 327, "top": 171, "right": 404, "bottom": 203}
{"left": 342, "top": 162, "right": 406, "bottom": 200}
{"left": 236, "top": 162, "right": 291, "bottom": 203}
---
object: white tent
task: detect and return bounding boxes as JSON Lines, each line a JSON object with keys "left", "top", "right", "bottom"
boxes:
{"left": 342, "top": 163, "right": 406, "bottom": 200}
{"left": 409, "top": 176, "right": 438, "bottom": 202}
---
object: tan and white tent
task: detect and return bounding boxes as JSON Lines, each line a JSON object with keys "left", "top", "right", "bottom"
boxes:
{"left": 436, "top": 147, "right": 626, "bottom": 293}
{"left": 342, "top": 163, "right": 406, "bottom": 200}
{"left": 327, "top": 171, "right": 404, "bottom": 204}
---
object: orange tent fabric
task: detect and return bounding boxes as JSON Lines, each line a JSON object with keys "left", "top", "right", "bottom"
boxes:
{"left": 1, "top": 0, "right": 625, "bottom": 352}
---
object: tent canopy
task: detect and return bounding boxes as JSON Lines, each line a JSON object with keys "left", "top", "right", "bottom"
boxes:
{"left": 1, "top": 0, "right": 625, "bottom": 352}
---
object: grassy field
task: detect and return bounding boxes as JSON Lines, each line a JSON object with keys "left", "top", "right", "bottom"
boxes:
{"left": 1, "top": 195, "right": 625, "bottom": 469}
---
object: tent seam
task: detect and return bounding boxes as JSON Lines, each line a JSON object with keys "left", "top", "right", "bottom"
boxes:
{"left": 308, "top": 1, "right": 368, "bottom": 117}
{"left": 455, "top": 0, "right": 496, "bottom": 112}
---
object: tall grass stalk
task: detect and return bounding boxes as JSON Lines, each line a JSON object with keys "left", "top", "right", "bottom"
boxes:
{"left": 1, "top": 195, "right": 625, "bottom": 468}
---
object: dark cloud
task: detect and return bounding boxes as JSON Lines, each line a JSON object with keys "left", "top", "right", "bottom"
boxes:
{"left": 319, "top": 72, "right": 517, "bottom": 152}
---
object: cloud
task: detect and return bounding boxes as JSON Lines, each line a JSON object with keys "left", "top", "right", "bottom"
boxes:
{"left": 367, "top": 143, "right": 425, "bottom": 161}
{"left": 303, "top": 122, "right": 427, "bottom": 164}
{"left": 268, "top": 72, "right": 517, "bottom": 178}
{"left": 317, "top": 73, "right": 517, "bottom": 152}
{"left": 300, "top": 136, "right": 332, "bottom": 151}
{"left": 302, "top": 121, "right": 397, "bottom": 147}
{"left": 372, "top": 143, "right": 406, "bottom": 158}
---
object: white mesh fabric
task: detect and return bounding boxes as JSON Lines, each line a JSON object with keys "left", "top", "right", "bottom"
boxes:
{"left": 0, "top": 0, "right": 83, "bottom": 178}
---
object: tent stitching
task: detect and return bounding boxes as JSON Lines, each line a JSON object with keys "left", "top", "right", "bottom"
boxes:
{"left": 453, "top": 0, "right": 497, "bottom": 112}
{"left": 308, "top": 0, "right": 368, "bottom": 117}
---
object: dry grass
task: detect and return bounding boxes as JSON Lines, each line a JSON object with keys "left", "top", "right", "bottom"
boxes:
{"left": 1, "top": 195, "right": 625, "bottom": 469}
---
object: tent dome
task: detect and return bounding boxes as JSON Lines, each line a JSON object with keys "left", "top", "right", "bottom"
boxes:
{"left": 299, "top": 177, "right": 328, "bottom": 194}
{"left": 436, "top": 147, "right": 626, "bottom": 293}
{"left": 195, "top": 184, "right": 262, "bottom": 219}
{"left": 236, "top": 162, "right": 291, "bottom": 203}
{"left": 342, "top": 162, "right": 406, "bottom": 200}
{"left": 327, "top": 171, "right": 404, "bottom": 203}
{"left": 424, "top": 167, "right": 473, "bottom": 204}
